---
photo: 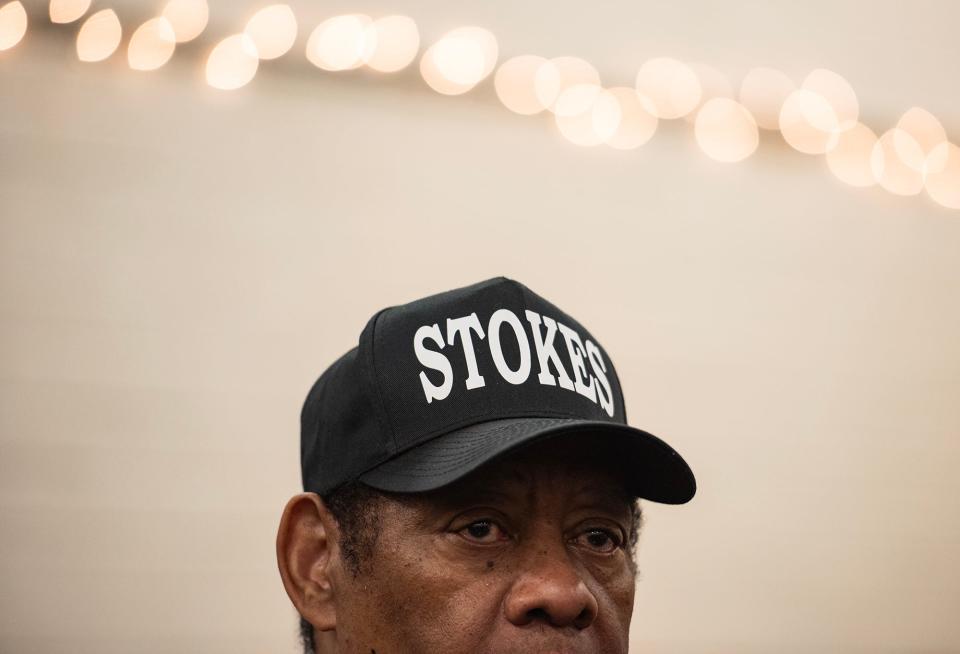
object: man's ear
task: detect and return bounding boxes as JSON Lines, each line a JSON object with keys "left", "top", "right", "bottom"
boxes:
{"left": 276, "top": 492, "right": 341, "bottom": 632}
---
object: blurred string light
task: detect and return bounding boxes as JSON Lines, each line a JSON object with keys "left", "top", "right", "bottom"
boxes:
{"left": 636, "top": 57, "right": 701, "bottom": 119}
{"left": 604, "top": 87, "right": 658, "bottom": 150}
{"left": 925, "top": 143, "right": 960, "bottom": 209}
{"left": 76, "top": 8, "right": 121, "bottom": 62}
{"left": 305, "top": 14, "right": 371, "bottom": 71}
{"left": 535, "top": 56, "right": 600, "bottom": 114}
{"left": 826, "top": 122, "right": 878, "bottom": 188}
{"left": 895, "top": 107, "right": 946, "bottom": 174}
{"left": 802, "top": 68, "right": 858, "bottom": 130}
{"left": 684, "top": 62, "right": 732, "bottom": 124}
{"left": 872, "top": 128, "right": 926, "bottom": 196}
{"left": 776, "top": 70, "right": 859, "bottom": 157}
{"left": 162, "top": 0, "right": 208, "bottom": 43}
{"left": 495, "top": 57, "right": 657, "bottom": 150}
{"left": 362, "top": 15, "right": 420, "bottom": 73}
{"left": 553, "top": 84, "right": 620, "bottom": 146}
{"left": 494, "top": 55, "right": 552, "bottom": 115}
{"left": 206, "top": 33, "right": 258, "bottom": 89}
{"left": 304, "top": 13, "right": 420, "bottom": 73}
{"left": 128, "top": 17, "right": 176, "bottom": 71}
{"left": 244, "top": 4, "right": 296, "bottom": 60}
{"left": 0, "top": 4, "right": 956, "bottom": 211}
{"left": 49, "top": 0, "right": 89, "bottom": 24}
{"left": 420, "top": 26, "right": 497, "bottom": 95}
{"left": 779, "top": 89, "right": 840, "bottom": 154}
{"left": 0, "top": 1, "right": 27, "bottom": 51}
{"left": 694, "top": 97, "right": 758, "bottom": 162}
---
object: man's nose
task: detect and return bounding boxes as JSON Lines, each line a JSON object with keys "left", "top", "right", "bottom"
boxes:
{"left": 502, "top": 545, "right": 600, "bottom": 630}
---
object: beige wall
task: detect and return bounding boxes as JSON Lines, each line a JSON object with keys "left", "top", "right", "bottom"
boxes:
{"left": 1, "top": 1, "right": 959, "bottom": 652}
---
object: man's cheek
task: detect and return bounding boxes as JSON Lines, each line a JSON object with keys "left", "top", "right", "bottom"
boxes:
{"left": 388, "top": 556, "right": 508, "bottom": 650}
{"left": 590, "top": 570, "right": 636, "bottom": 650}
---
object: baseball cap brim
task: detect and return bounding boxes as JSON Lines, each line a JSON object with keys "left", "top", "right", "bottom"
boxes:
{"left": 358, "top": 417, "right": 696, "bottom": 504}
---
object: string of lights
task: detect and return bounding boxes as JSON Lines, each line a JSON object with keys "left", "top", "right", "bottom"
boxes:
{"left": 1, "top": 0, "right": 958, "bottom": 211}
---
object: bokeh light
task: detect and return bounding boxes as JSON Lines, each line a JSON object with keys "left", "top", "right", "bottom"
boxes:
{"left": 162, "top": 0, "right": 208, "bottom": 43}
{"left": 694, "top": 98, "right": 759, "bottom": 162}
{"left": 419, "top": 47, "right": 471, "bottom": 95}
{"left": 244, "top": 4, "right": 297, "bottom": 60}
{"left": 739, "top": 67, "right": 796, "bottom": 130}
{"left": 924, "top": 142, "right": 960, "bottom": 210}
{"left": 591, "top": 90, "right": 622, "bottom": 141}
{"left": 495, "top": 55, "right": 552, "bottom": 115}
{"left": 362, "top": 15, "right": 419, "bottom": 73}
{"left": 779, "top": 89, "right": 840, "bottom": 154}
{"left": 553, "top": 81, "right": 601, "bottom": 117}
{"left": 76, "top": 8, "right": 121, "bottom": 62}
{"left": 49, "top": 0, "right": 90, "bottom": 24}
{"left": 306, "top": 14, "right": 372, "bottom": 72}
{"left": 801, "top": 68, "right": 858, "bottom": 129}
{"left": 684, "top": 62, "right": 732, "bottom": 124}
{"left": 0, "top": 0, "right": 26, "bottom": 51}
{"left": 430, "top": 33, "right": 482, "bottom": 85}
{"left": 5, "top": 3, "right": 951, "bottom": 209}
{"left": 871, "top": 128, "right": 925, "bottom": 196}
{"left": 554, "top": 85, "right": 621, "bottom": 147}
{"left": 420, "top": 26, "right": 497, "bottom": 95}
{"left": 127, "top": 17, "right": 176, "bottom": 71}
{"left": 603, "top": 87, "right": 658, "bottom": 150}
{"left": 896, "top": 107, "right": 947, "bottom": 174}
{"left": 635, "top": 57, "right": 701, "bottom": 119}
{"left": 206, "top": 33, "right": 259, "bottom": 90}
{"left": 826, "top": 122, "right": 878, "bottom": 187}
{"left": 534, "top": 56, "right": 599, "bottom": 113}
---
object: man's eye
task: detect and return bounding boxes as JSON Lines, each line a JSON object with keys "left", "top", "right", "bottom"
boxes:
{"left": 458, "top": 520, "right": 508, "bottom": 544}
{"left": 575, "top": 528, "right": 622, "bottom": 554}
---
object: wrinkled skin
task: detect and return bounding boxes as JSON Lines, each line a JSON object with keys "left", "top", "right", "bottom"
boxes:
{"left": 278, "top": 437, "right": 638, "bottom": 654}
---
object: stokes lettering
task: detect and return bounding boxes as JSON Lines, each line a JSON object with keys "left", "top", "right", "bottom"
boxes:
{"left": 413, "top": 308, "right": 615, "bottom": 417}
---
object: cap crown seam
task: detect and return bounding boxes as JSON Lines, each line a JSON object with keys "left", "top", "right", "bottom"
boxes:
{"left": 365, "top": 307, "right": 400, "bottom": 456}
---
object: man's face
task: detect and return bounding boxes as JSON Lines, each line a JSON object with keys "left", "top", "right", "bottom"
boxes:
{"left": 329, "top": 437, "right": 638, "bottom": 654}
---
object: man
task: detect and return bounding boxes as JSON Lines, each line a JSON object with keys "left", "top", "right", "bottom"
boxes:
{"left": 276, "top": 276, "right": 696, "bottom": 653}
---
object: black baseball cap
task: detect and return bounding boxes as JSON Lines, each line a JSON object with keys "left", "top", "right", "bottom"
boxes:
{"left": 300, "top": 277, "right": 696, "bottom": 504}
